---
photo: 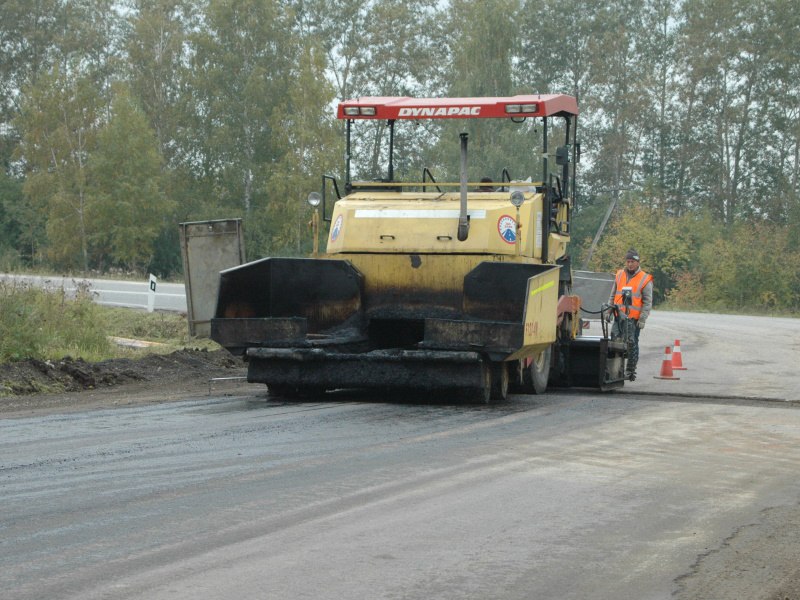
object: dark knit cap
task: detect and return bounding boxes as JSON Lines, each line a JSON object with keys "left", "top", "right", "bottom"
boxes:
{"left": 625, "top": 249, "right": 640, "bottom": 261}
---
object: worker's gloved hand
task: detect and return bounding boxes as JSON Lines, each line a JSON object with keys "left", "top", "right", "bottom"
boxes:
{"left": 637, "top": 320, "right": 646, "bottom": 330}
{"left": 605, "top": 311, "right": 614, "bottom": 323}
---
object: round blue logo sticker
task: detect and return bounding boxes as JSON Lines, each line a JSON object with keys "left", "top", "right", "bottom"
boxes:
{"left": 497, "top": 215, "right": 517, "bottom": 244}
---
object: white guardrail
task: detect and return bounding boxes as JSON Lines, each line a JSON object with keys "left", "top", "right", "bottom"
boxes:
{"left": 0, "top": 273, "right": 187, "bottom": 313}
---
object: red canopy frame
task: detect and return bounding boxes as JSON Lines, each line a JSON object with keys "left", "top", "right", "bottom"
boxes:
{"left": 337, "top": 94, "right": 578, "bottom": 120}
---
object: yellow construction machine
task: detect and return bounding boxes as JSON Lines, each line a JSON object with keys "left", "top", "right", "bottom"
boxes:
{"left": 210, "top": 95, "right": 626, "bottom": 401}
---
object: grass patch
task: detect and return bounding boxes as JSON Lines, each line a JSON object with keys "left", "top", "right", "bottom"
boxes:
{"left": 101, "top": 306, "right": 219, "bottom": 352}
{"left": 1, "top": 280, "right": 111, "bottom": 362}
{"left": 1, "top": 281, "right": 218, "bottom": 364}
{"left": 103, "top": 307, "right": 189, "bottom": 341}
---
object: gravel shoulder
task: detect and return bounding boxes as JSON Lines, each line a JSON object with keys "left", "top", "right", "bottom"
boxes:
{"left": 0, "top": 349, "right": 247, "bottom": 417}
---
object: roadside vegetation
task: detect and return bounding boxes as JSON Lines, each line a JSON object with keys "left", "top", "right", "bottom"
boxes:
{"left": 0, "top": 281, "right": 213, "bottom": 364}
{"left": 590, "top": 205, "right": 800, "bottom": 314}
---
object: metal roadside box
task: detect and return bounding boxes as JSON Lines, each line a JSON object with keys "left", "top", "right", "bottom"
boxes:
{"left": 179, "top": 219, "right": 246, "bottom": 337}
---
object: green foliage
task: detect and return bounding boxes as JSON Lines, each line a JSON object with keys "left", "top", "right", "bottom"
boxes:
{"left": 187, "top": 0, "right": 296, "bottom": 218}
{"left": 0, "top": 0, "right": 62, "bottom": 124}
{"left": 691, "top": 222, "right": 800, "bottom": 311}
{"left": 89, "top": 85, "right": 171, "bottom": 271}
{"left": 447, "top": 0, "right": 518, "bottom": 98}
{"left": 124, "top": 0, "right": 198, "bottom": 167}
{"left": 0, "top": 280, "right": 111, "bottom": 362}
{"left": 594, "top": 203, "right": 800, "bottom": 311}
{"left": 16, "top": 74, "right": 171, "bottom": 273}
{"left": 590, "top": 203, "right": 695, "bottom": 303}
{"left": 256, "top": 44, "right": 340, "bottom": 256}
{"left": 15, "top": 67, "right": 103, "bottom": 271}
{"left": 149, "top": 225, "right": 184, "bottom": 277}
{"left": 0, "top": 172, "right": 25, "bottom": 264}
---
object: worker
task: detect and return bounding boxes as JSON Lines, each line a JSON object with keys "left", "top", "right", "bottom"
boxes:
{"left": 478, "top": 177, "right": 495, "bottom": 192}
{"left": 607, "top": 248, "right": 653, "bottom": 379}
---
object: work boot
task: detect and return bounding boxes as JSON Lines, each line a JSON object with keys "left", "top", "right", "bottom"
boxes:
{"left": 625, "top": 362, "right": 637, "bottom": 381}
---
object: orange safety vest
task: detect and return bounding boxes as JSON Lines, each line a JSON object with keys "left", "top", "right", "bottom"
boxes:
{"left": 613, "top": 269, "right": 653, "bottom": 320}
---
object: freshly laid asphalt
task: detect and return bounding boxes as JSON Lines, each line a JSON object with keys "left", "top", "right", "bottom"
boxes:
{"left": 584, "top": 310, "right": 800, "bottom": 402}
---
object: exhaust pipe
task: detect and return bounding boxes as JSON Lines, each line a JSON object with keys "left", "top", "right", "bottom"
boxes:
{"left": 457, "top": 132, "right": 470, "bottom": 241}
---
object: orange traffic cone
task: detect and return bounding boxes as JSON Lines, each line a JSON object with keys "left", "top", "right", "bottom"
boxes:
{"left": 654, "top": 346, "right": 680, "bottom": 380}
{"left": 671, "top": 339, "right": 687, "bottom": 370}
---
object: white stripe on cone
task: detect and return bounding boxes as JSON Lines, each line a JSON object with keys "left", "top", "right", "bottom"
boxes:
{"left": 672, "top": 339, "right": 687, "bottom": 370}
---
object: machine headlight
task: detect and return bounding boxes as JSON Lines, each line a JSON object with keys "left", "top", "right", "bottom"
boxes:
{"left": 510, "top": 191, "right": 525, "bottom": 207}
{"left": 343, "top": 106, "right": 377, "bottom": 116}
{"left": 307, "top": 192, "right": 322, "bottom": 207}
{"left": 505, "top": 103, "right": 538, "bottom": 115}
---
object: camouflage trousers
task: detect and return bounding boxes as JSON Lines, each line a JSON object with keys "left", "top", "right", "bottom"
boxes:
{"left": 612, "top": 317, "right": 641, "bottom": 374}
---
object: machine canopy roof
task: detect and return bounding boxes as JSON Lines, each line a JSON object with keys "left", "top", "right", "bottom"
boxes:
{"left": 337, "top": 94, "right": 578, "bottom": 120}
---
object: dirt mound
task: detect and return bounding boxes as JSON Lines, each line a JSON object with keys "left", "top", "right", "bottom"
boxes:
{"left": 0, "top": 349, "right": 243, "bottom": 397}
